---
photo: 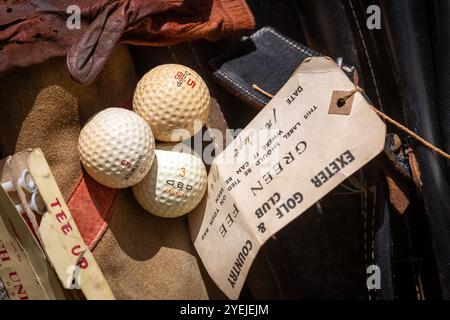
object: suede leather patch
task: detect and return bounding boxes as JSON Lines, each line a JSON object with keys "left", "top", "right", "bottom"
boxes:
{"left": 68, "top": 173, "right": 118, "bottom": 249}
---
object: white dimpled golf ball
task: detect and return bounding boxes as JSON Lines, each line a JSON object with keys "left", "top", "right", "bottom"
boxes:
{"left": 78, "top": 107, "right": 155, "bottom": 189}
{"left": 133, "top": 64, "right": 210, "bottom": 142}
{"left": 132, "top": 145, "right": 207, "bottom": 218}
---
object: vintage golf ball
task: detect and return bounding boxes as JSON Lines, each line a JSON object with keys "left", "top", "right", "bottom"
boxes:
{"left": 133, "top": 64, "right": 210, "bottom": 142}
{"left": 78, "top": 107, "right": 155, "bottom": 188}
{"left": 132, "top": 144, "right": 207, "bottom": 218}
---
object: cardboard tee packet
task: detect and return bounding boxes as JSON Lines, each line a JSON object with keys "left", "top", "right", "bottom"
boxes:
{"left": 189, "top": 57, "right": 387, "bottom": 299}
{"left": 0, "top": 149, "right": 114, "bottom": 300}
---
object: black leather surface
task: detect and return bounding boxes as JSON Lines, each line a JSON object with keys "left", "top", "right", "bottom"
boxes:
{"left": 374, "top": 182, "right": 394, "bottom": 300}
{"left": 208, "top": 27, "right": 321, "bottom": 109}
{"left": 378, "top": 0, "right": 450, "bottom": 299}
{"left": 431, "top": 0, "right": 450, "bottom": 174}
{"left": 293, "top": 0, "right": 364, "bottom": 87}
{"left": 209, "top": 27, "right": 355, "bottom": 110}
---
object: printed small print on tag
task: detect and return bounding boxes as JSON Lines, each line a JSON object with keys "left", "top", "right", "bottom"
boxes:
{"left": 188, "top": 57, "right": 386, "bottom": 299}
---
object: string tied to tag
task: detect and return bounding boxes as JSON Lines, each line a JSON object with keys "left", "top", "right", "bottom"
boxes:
{"left": 252, "top": 84, "right": 450, "bottom": 160}
{"left": 336, "top": 86, "right": 363, "bottom": 107}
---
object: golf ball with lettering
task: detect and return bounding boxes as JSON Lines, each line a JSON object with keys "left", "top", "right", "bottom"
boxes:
{"left": 132, "top": 145, "right": 207, "bottom": 218}
{"left": 78, "top": 108, "right": 155, "bottom": 189}
{"left": 133, "top": 64, "right": 210, "bottom": 142}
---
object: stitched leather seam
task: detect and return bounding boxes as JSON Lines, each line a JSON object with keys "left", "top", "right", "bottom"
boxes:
{"left": 206, "top": 28, "right": 279, "bottom": 69}
{"left": 216, "top": 68, "right": 267, "bottom": 104}
{"left": 348, "top": 4, "right": 383, "bottom": 293}
{"left": 363, "top": 187, "right": 368, "bottom": 277}
{"left": 210, "top": 27, "right": 315, "bottom": 105}
{"left": 348, "top": 0, "right": 384, "bottom": 110}
{"left": 258, "top": 27, "right": 314, "bottom": 57}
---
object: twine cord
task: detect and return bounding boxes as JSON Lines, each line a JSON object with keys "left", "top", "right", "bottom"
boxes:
{"left": 252, "top": 84, "right": 450, "bottom": 160}
{"left": 253, "top": 84, "right": 274, "bottom": 98}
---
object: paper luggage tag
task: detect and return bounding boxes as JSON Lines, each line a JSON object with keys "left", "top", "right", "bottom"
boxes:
{"left": 189, "top": 57, "right": 386, "bottom": 299}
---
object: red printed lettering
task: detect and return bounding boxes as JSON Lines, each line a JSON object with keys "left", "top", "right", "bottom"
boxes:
{"left": 71, "top": 245, "right": 89, "bottom": 269}
{"left": 61, "top": 223, "right": 73, "bottom": 235}
{"left": 9, "top": 271, "right": 29, "bottom": 300}
{"left": 71, "top": 245, "right": 82, "bottom": 256}
{"left": 50, "top": 198, "right": 62, "bottom": 208}
{"left": 0, "top": 241, "right": 10, "bottom": 262}
{"left": 121, "top": 160, "right": 131, "bottom": 168}
{"left": 187, "top": 78, "right": 196, "bottom": 88}
{"left": 55, "top": 210, "right": 67, "bottom": 223}
{"left": 174, "top": 71, "right": 184, "bottom": 80}
{"left": 78, "top": 257, "right": 88, "bottom": 269}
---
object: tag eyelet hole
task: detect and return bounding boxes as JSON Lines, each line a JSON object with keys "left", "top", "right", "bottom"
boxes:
{"left": 337, "top": 98, "right": 346, "bottom": 108}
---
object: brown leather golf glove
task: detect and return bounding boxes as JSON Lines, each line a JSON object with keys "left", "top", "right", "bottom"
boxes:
{"left": 0, "top": 0, "right": 254, "bottom": 83}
